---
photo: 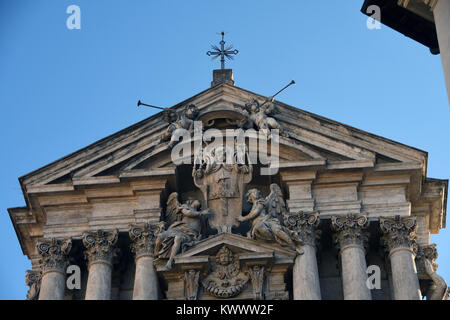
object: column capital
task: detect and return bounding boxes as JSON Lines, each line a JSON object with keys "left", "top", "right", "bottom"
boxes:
{"left": 331, "top": 214, "right": 369, "bottom": 251}
{"left": 25, "top": 270, "right": 42, "bottom": 300}
{"left": 37, "top": 238, "right": 72, "bottom": 274}
{"left": 129, "top": 223, "right": 160, "bottom": 259}
{"left": 284, "top": 211, "right": 321, "bottom": 247}
{"left": 380, "top": 216, "right": 417, "bottom": 253}
{"left": 82, "top": 229, "right": 119, "bottom": 267}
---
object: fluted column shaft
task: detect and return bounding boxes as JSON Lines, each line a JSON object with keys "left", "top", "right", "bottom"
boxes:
{"left": 332, "top": 214, "right": 371, "bottom": 300}
{"left": 37, "top": 238, "right": 72, "bottom": 300}
{"left": 285, "top": 211, "right": 321, "bottom": 300}
{"left": 380, "top": 216, "right": 421, "bottom": 300}
{"left": 129, "top": 223, "right": 159, "bottom": 300}
{"left": 83, "top": 229, "right": 118, "bottom": 300}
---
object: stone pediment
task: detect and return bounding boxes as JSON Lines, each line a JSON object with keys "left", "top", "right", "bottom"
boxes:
{"left": 18, "top": 83, "right": 432, "bottom": 189}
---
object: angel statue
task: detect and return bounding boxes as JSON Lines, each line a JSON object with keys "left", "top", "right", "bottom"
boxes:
{"left": 161, "top": 104, "right": 199, "bottom": 148}
{"left": 237, "top": 186, "right": 295, "bottom": 248}
{"left": 154, "top": 192, "right": 211, "bottom": 269}
{"left": 242, "top": 99, "right": 288, "bottom": 138}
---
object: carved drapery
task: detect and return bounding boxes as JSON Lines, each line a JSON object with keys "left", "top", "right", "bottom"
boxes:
{"left": 415, "top": 244, "right": 448, "bottom": 300}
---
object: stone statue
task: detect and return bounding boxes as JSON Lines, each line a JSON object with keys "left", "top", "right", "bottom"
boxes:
{"left": 242, "top": 99, "right": 287, "bottom": 137}
{"left": 25, "top": 270, "right": 41, "bottom": 300}
{"left": 185, "top": 269, "right": 200, "bottom": 300}
{"left": 424, "top": 258, "right": 449, "bottom": 300}
{"left": 161, "top": 104, "right": 199, "bottom": 148}
{"left": 238, "top": 187, "right": 295, "bottom": 248}
{"left": 154, "top": 192, "right": 211, "bottom": 269}
{"left": 193, "top": 144, "right": 252, "bottom": 233}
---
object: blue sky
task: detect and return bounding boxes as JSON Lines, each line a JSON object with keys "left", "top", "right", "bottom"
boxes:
{"left": 0, "top": 0, "right": 449, "bottom": 299}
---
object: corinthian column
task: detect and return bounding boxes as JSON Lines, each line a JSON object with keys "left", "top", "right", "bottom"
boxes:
{"left": 332, "top": 214, "right": 371, "bottom": 300}
{"left": 37, "top": 238, "right": 72, "bottom": 300}
{"left": 83, "top": 229, "right": 118, "bottom": 300}
{"left": 380, "top": 216, "right": 422, "bottom": 300}
{"left": 284, "top": 211, "right": 321, "bottom": 300}
{"left": 129, "top": 223, "right": 160, "bottom": 300}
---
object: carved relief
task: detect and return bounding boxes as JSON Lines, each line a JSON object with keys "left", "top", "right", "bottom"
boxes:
{"left": 248, "top": 265, "right": 266, "bottom": 300}
{"left": 155, "top": 192, "right": 211, "bottom": 269}
{"left": 379, "top": 216, "right": 417, "bottom": 252}
{"left": 185, "top": 269, "right": 200, "bottom": 300}
{"left": 193, "top": 144, "right": 252, "bottom": 233}
{"left": 25, "top": 270, "right": 41, "bottom": 300}
{"left": 82, "top": 229, "right": 119, "bottom": 266}
{"left": 331, "top": 214, "right": 369, "bottom": 250}
{"left": 161, "top": 104, "right": 199, "bottom": 148}
{"left": 284, "top": 211, "right": 321, "bottom": 248}
{"left": 238, "top": 187, "right": 296, "bottom": 248}
{"left": 129, "top": 223, "right": 160, "bottom": 258}
{"left": 202, "top": 246, "right": 249, "bottom": 298}
{"left": 37, "top": 238, "right": 72, "bottom": 273}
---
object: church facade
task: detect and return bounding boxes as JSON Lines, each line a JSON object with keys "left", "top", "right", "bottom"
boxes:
{"left": 9, "top": 69, "right": 448, "bottom": 300}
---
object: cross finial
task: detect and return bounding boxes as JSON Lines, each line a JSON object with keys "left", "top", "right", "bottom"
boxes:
{"left": 206, "top": 31, "right": 239, "bottom": 70}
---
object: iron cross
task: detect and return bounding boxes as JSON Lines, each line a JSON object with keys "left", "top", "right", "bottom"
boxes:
{"left": 206, "top": 31, "right": 239, "bottom": 69}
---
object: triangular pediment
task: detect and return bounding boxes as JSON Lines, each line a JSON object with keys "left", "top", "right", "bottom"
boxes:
{"left": 177, "top": 233, "right": 296, "bottom": 260}
{"left": 19, "top": 83, "right": 428, "bottom": 190}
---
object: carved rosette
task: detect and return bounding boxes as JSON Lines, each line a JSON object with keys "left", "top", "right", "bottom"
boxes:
{"left": 284, "top": 211, "right": 321, "bottom": 247}
{"left": 331, "top": 214, "right": 369, "bottom": 251}
{"left": 25, "top": 270, "right": 42, "bottom": 300}
{"left": 129, "top": 223, "right": 159, "bottom": 259}
{"left": 37, "top": 238, "right": 72, "bottom": 274}
{"left": 82, "top": 229, "right": 119, "bottom": 267}
{"left": 379, "top": 216, "right": 417, "bottom": 253}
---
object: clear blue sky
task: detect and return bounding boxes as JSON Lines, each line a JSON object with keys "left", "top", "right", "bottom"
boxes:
{"left": 1, "top": 0, "right": 449, "bottom": 299}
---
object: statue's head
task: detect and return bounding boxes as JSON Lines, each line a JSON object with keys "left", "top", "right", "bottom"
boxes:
{"left": 246, "top": 189, "right": 262, "bottom": 203}
{"left": 245, "top": 99, "right": 260, "bottom": 113}
{"left": 216, "top": 246, "right": 234, "bottom": 266}
{"left": 187, "top": 199, "right": 201, "bottom": 210}
{"left": 185, "top": 104, "right": 199, "bottom": 119}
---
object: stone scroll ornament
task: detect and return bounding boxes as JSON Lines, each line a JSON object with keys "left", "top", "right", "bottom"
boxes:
{"left": 193, "top": 144, "right": 252, "bottom": 234}
{"left": 25, "top": 270, "right": 42, "bottom": 300}
{"left": 129, "top": 223, "right": 161, "bottom": 258}
{"left": 202, "top": 246, "right": 249, "bottom": 298}
{"left": 283, "top": 211, "right": 321, "bottom": 249}
{"left": 154, "top": 192, "right": 211, "bottom": 270}
{"left": 379, "top": 216, "right": 418, "bottom": 252}
{"left": 185, "top": 270, "right": 201, "bottom": 300}
{"left": 331, "top": 214, "right": 369, "bottom": 250}
{"left": 82, "top": 229, "right": 119, "bottom": 266}
{"left": 161, "top": 104, "right": 199, "bottom": 148}
{"left": 415, "top": 244, "right": 449, "bottom": 300}
{"left": 37, "top": 238, "right": 72, "bottom": 273}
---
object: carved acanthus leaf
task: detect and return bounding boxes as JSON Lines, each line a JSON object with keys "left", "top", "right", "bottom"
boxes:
{"left": 129, "top": 223, "right": 160, "bottom": 258}
{"left": 82, "top": 229, "right": 119, "bottom": 265}
{"left": 284, "top": 211, "right": 321, "bottom": 247}
{"left": 37, "top": 238, "right": 72, "bottom": 273}
{"left": 380, "top": 216, "right": 417, "bottom": 252}
{"left": 331, "top": 214, "right": 369, "bottom": 250}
